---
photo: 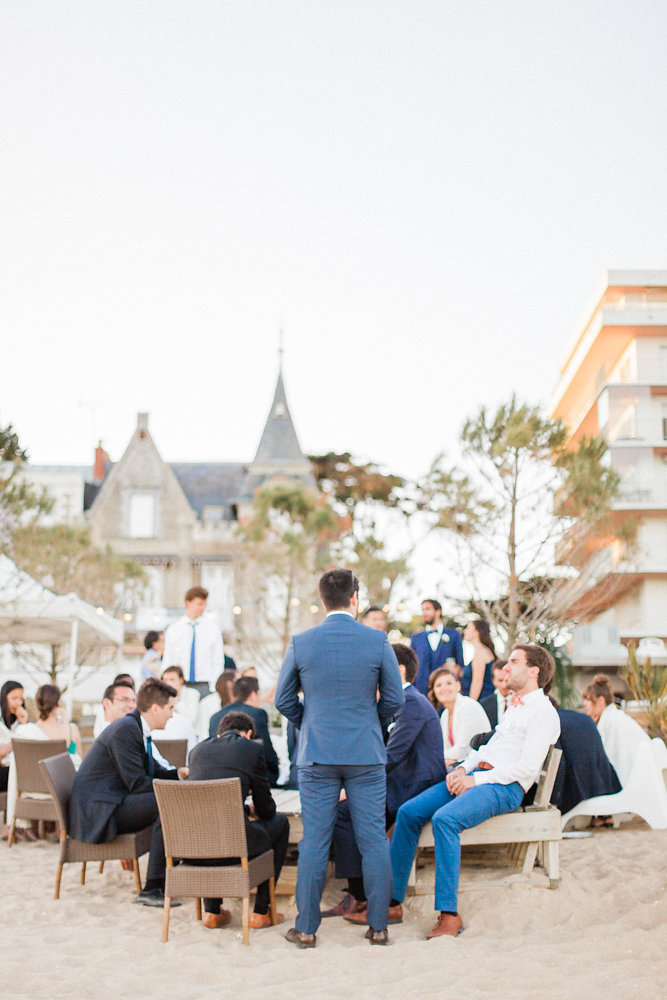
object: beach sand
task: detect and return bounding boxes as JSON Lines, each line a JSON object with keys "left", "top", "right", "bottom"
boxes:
{"left": 2, "top": 825, "right": 666, "bottom": 1000}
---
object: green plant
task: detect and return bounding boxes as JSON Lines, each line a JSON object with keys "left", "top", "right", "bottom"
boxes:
{"left": 621, "top": 647, "right": 667, "bottom": 741}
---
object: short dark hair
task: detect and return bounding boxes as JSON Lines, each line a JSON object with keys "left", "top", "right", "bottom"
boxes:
{"left": 363, "top": 606, "right": 384, "bottom": 616}
{"left": 232, "top": 676, "right": 259, "bottom": 703}
{"left": 217, "top": 711, "right": 256, "bottom": 737}
{"left": 392, "top": 643, "right": 419, "bottom": 684}
{"left": 103, "top": 682, "right": 135, "bottom": 702}
{"left": 144, "top": 630, "right": 162, "bottom": 651}
{"left": 422, "top": 598, "right": 442, "bottom": 614}
{"left": 185, "top": 586, "right": 208, "bottom": 602}
{"left": 319, "top": 569, "right": 359, "bottom": 611}
{"left": 136, "top": 678, "right": 177, "bottom": 712}
{"left": 162, "top": 665, "right": 184, "bottom": 681}
{"left": 512, "top": 644, "right": 555, "bottom": 690}
{"left": 492, "top": 660, "right": 507, "bottom": 678}
{"left": 113, "top": 673, "right": 135, "bottom": 689}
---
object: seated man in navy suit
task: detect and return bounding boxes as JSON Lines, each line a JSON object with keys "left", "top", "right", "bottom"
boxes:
{"left": 209, "top": 675, "right": 280, "bottom": 787}
{"left": 324, "top": 642, "right": 446, "bottom": 920}
{"left": 410, "top": 598, "right": 464, "bottom": 695}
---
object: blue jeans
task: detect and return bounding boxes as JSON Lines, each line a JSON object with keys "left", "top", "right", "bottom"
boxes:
{"left": 390, "top": 777, "right": 525, "bottom": 912}
{"left": 296, "top": 763, "right": 392, "bottom": 934}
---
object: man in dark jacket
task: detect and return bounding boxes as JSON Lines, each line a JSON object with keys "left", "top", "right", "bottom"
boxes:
{"left": 188, "top": 711, "right": 289, "bottom": 929}
{"left": 68, "top": 679, "right": 179, "bottom": 906}
{"left": 208, "top": 676, "right": 280, "bottom": 786}
{"left": 323, "top": 643, "right": 446, "bottom": 918}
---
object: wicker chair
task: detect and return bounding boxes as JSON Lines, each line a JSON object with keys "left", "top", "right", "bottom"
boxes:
{"left": 7, "top": 738, "right": 67, "bottom": 846}
{"left": 153, "top": 739, "right": 188, "bottom": 769}
{"left": 153, "top": 777, "right": 277, "bottom": 946}
{"left": 39, "top": 753, "right": 153, "bottom": 899}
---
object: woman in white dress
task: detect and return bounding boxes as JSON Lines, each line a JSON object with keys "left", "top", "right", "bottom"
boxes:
{"left": 582, "top": 673, "right": 650, "bottom": 788}
{"left": 427, "top": 667, "right": 491, "bottom": 767}
{"left": 1, "top": 682, "right": 29, "bottom": 837}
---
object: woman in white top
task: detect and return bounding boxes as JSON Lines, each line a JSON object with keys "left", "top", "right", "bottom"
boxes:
{"left": 7, "top": 685, "right": 82, "bottom": 828}
{"left": 1, "top": 681, "right": 28, "bottom": 805}
{"left": 582, "top": 673, "right": 650, "bottom": 788}
{"left": 161, "top": 666, "right": 201, "bottom": 727}
{"left": 427, "top": 667, "right": 491, "bottom": 767}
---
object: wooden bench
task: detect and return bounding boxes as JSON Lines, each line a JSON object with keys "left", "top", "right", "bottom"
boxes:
{"left": 409, "top": 746, "right": 563, "bottom": 890}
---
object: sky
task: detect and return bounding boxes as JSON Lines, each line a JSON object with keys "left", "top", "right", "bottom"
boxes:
{"left": 2, "top": 0, "right": 666, "bottom": 492}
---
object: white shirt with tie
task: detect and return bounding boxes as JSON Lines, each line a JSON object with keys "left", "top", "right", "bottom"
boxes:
{"left": 162, "top": 614, "right": 224, "bottom": 690}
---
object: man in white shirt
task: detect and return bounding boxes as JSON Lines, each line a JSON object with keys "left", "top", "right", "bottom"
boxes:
{"left": 388, "top": 644, "right": 560, "bottom": 939}
{"left": 162, "top": 586, "right": 223, "bottom": 692}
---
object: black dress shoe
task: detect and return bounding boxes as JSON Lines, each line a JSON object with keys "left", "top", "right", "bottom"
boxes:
{"left": 285, "top": 927, "right": 317, "bottom": 949}
{"left": 134, "top": 888, "right": 181, "bottom": 908}
{"left": 365, "top": 927, "right": 389, "bottom": 945}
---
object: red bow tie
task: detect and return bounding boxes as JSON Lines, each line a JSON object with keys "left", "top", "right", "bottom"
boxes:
{"left": 511, "top": 694, "right": 524, "bottom": 707}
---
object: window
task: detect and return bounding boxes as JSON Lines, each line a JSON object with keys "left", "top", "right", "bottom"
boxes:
{"left": 128, "top": 493, "right": 155, "bottom": 538}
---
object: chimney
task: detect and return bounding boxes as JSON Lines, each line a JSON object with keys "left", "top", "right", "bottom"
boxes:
{"left": 93, "top": 441, "right": 111, "bottom": 483}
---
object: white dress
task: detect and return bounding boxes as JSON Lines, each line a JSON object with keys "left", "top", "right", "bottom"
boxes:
{"left": 440, "top": 693, "right": 492, "bottom": 763}
{"left": 596, "top": 703, "right": 650, "bottom": 788}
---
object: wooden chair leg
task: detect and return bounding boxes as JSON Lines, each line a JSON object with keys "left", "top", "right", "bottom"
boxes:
{"left": 99, "top": 861, "right": 105, "bottom": 874}
{"left": 242, "top": 896, "right": 250, "bottom": 946}
{"left": 522, "top": 843, "right": 539, "bottom": 874}
{"left": 80, "top": 862, "right": 87, "bottom": 885}
{"left": 7, "top": 819, "right": 16, "bottom": 847}
{"left": 195, "top": 898, "right": 202, "bottom": 921}
{"left": 132, "top": 859, "right": 142, "bottom": 894}
{"left": 162, "top": 896, "right": 172, "bottom": 942}
{"left": 55, "top": 864, "right": 64, "bottom": 900}
{"left": 269, "top": 877, "right": 277, "bottom": 925}
{"left": 38, "top": 820, "right": 45, "bottom": 840}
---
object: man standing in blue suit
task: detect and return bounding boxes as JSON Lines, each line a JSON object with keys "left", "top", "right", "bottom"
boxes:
{"left": 275, "top": 569, "right": 404, "bottom": 948}
{"left": 410, "top": 598, "right": 464, "bottom": 695}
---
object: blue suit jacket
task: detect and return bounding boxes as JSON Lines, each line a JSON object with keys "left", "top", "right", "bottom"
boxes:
{"left": 275, "top": 613, "right": 404, "bottom": 766}
{"left": 410, "top": 627, "right": 464, "bottom": 695}
{"left": 385, "top": 684, "right": 447, "bottom": 818}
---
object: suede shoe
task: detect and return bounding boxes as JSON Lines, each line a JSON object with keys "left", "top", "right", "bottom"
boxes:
{"left": 321, "top": 894, "right": 367, "bottom": 918}
{"left": 202, "top": 909, "right": 231, "bottom": 929}
{"left": 249, "top": 911, "right": 285, "bottom": 929}
{"left": 285, "top": 927, "right": 317, "bottom": 949}
{"left": 426, "top": 913, "right": 463, "bottom": 939}
{"left": 365, "top": 927, "right": 389, "bottom": 945}
{"left": 344, "top": 903, "right": 403, "bottom": 926}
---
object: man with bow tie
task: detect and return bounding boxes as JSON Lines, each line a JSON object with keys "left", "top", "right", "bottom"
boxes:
{"left": 410, "top": 599, "right": 464, "bottom": 695}
{"left": 387, "top": 644, "right": 560, "bottom": 940}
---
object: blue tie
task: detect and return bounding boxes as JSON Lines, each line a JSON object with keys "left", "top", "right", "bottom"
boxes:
{"left": 146, "top": 735, "right": 154, "bottom": 778}
{"left": 189, "top": 623, "right": 196, "bottom": 682}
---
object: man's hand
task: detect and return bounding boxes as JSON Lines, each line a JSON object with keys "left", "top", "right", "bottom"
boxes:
{"left": 446, "top": 768, "right": 475, "bottom": 796}
{"left": 177, "top": 767, "right": 189, "bottom": 781}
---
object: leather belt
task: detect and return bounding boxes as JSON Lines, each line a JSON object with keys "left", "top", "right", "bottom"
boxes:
{"left": 477, "top": 762, "right": 494, "bottom": 770}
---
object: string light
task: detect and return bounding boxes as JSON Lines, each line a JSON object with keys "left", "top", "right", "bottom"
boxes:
{"left": 232, "top": 606, "right": 242, "bottom": 616}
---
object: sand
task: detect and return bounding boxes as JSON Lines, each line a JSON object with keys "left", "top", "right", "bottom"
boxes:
{"left": 2, "top": 825, "right": 666, "bottom": 1000}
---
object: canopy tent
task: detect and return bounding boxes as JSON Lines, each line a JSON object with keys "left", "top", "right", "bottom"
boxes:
{"left": 0, "top": 555, "right": 123, "bottom": 703}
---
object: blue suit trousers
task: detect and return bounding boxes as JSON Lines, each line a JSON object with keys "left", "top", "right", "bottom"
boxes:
{"left": 390, "top": 778, "right": 525, "bottom": 912}
{"left": 296, "top": 763, "right": 392, "bottom": 934}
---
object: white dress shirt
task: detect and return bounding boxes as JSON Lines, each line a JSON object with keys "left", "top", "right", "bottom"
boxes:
{"left": 440, "top": 693, "right": 492, "bottom": 762}
{"left": 426, "top": 625, "right": 444, "bottom": 651}
{"left": 162, "top": 614, "right": 224, "bottom": 690}
{"left": 462, "top": 687, "right": 560, "bottom": 791}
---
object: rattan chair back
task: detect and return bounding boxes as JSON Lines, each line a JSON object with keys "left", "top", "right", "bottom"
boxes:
{"left": 153, "top": 739, "right": 188, "bottom": 768}
{"left": 39, "top": 752, "right": 76, "bottom": 830}
{"left": 13, "top": 738, "right": 68, "bottom": 795}
{"left": 154, "top": 777, "right": 248, "bottom": 859}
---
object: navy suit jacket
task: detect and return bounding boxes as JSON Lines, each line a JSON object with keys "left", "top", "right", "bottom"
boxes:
{"left": 410, "top": 627, "right": 464, "bottom": 695}
{"left": 385, "top": 684, "right": 447, "bottom": 818}
{"left": 480, "top": 692, "right": 499, "bottom": 730}
{"left": 69, "top": 710, "right": 176, "bottom": 844}
{"left": 275, "top": 612, "right": 404, "bottom": 766}
{"left": 208, "top": 701, "right": 280, "bottom": 787}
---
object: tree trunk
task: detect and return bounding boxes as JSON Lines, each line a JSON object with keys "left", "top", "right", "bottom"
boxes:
{"left": 506, "top": 452, "right": 520, "bottom": 652}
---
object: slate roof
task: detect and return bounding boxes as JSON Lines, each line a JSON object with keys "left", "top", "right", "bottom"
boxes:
{"left": 169, "top": 462, "right": 246, "bottom": 515}
{"left": 253, "top": 372, "right": 309, "bottom": 464}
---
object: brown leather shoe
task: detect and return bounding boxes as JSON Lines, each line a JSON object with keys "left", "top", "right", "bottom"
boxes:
{"left": 344, "top": 903, "right": 403, "bottom": 926}
{"left": 249, "top": 911, "right": 285, "bottom": 929}
{"left": 365, "top": 927, "right": 389, "bottom": 945}
{"left": 285, "top": 927, "right": 317, "bottom": 949}
{"left": 321, "top": 894, "right": 368, "bottom": 918}
{"left": 202, "top": 909, "right": 232, "bottom": 929}
{"left": 426, "top": 913, "right": 463, "bottom": 939}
